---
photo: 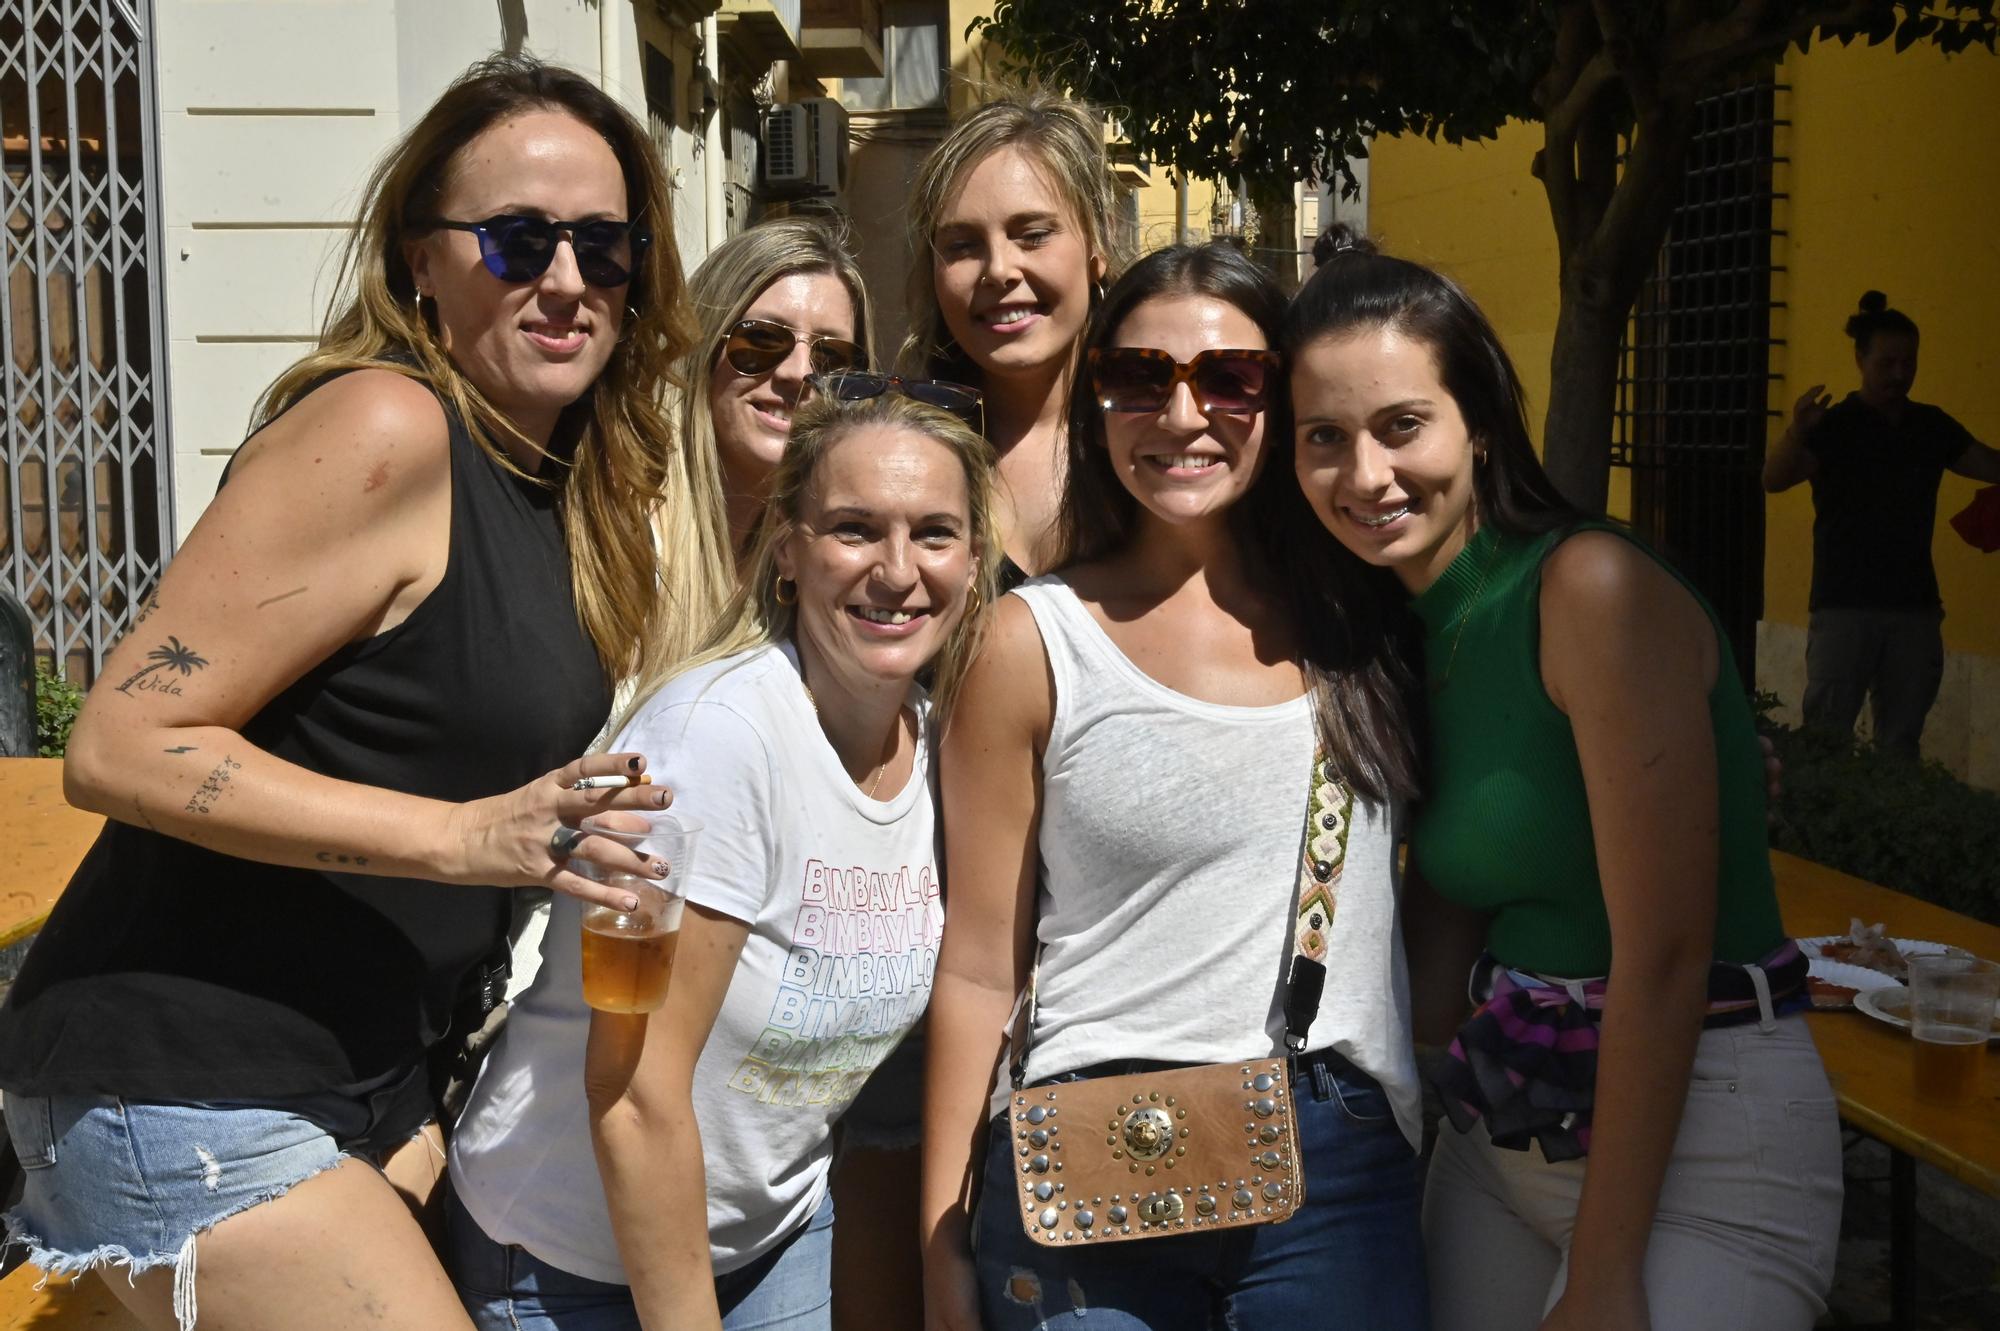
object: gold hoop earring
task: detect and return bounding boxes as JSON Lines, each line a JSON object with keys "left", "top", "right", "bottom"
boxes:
{"left": 774, "top": 576, "right": 798, "bottom": 607}
{"left": 963, "top": 582, "right": 984, "bottom": 621}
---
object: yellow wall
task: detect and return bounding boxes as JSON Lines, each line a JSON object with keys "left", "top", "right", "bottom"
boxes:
{"left": 1769, "top": 39, "right": 2000, "bottom": 657}
{"left": 1367, "top": 122, "right": 1557, "bottom": 432}
{"left": 1359, "top": 125, "right": 1645, "bottom": 515}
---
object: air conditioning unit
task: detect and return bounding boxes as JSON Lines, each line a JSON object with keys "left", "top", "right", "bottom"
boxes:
{"left": 761, "top": 98, "right": 849, "bottom": 196}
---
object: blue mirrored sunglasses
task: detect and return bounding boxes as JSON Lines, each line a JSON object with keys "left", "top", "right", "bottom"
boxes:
{"left": 417, "top": 214, "right": 649, "bottom": 288}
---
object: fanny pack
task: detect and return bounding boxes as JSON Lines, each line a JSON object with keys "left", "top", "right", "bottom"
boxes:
{"left": 1433, "top": 940, "right": 1812, "bottom": 1162}
{"left": 1007, "top": 748, "right": 1350, "bottom": 1247}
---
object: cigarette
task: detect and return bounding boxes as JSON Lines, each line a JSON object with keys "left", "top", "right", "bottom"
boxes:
{"left": 572, "top": 774, "right": 652, "bottom": 790}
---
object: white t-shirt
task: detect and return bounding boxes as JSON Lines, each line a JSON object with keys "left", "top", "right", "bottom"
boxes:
{"left": 449, "top": 643, "right": 942, "bottom": 1280}
{"left": 1014, "top": 578, "right": 1422, "bottom": 1149}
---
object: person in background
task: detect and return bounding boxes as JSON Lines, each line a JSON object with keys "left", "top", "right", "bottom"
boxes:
{"left": 447, "top": 391, "right": 1001, "bottom": 1331}
{"left": 1763, "top": 290, "right": 2000, "bottom": 759}
{"left": 0, "top": 55, "right": 724, "bottom": 1331}
{"left": 923, "top": 243, "right": 1429, "bottom": 1329}
{"left": 1289, "top": 228, "right": 1841, "bottom": 1331}
{"left": 903, "top": 90, "right": 1126, "bottom": 582}
{"left": 678, "top": 214, "right": 873, "bottom": 557}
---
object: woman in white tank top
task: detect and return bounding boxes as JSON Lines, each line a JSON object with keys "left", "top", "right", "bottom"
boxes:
{"left": 920, "top": 244, "right": 1433, "bottom": 1329}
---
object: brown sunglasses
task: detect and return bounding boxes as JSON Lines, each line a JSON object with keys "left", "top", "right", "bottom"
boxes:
{"left": 720, "top": 318, "right": 866, "bottom": 377}
{"left": 1088, "top": 346, "right": 1281, "bottom": 414}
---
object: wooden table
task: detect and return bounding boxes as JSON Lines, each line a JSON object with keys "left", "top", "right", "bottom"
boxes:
{"left": 0, "top": 759, "right": 102, "bottom": 952}
{"left": 1772, "top": 849, "right": 2000, "bottom": 1330}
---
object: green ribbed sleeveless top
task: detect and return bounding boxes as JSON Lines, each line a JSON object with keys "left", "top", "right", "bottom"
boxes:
{"left": 1408, "top": 522, "right": 1785, "bottom": 976}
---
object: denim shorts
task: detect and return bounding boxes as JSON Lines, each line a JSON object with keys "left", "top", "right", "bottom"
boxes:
{"left": 2, "top": 1088, "right": 429, "bottom": 1330}
{"left": 970, "top": 1048, "right": 1430, "bottom": 1329}
{"left": 447, "top": 1183, "right": 835, "bottom": 1331}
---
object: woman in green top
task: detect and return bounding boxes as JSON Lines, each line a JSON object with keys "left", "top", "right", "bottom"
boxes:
{"left": 1280, "top": 228, "right": 1842, "bottom": 1331}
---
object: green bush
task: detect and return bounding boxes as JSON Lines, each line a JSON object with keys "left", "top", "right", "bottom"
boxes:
{"left": 34, "top": 661, "right": 82, "bottom": 758}
{"left": 1757, "top": 699, "right": 2000, "bottom": 927}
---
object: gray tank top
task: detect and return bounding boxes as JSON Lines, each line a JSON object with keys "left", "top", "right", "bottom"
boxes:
{"left": 1013, "top": 576, "right": 1423, "bottom": 1147}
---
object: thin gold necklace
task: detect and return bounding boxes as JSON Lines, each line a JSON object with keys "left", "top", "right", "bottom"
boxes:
{"left": 1433, "top": 536, "right": 1498, "bottom": 694}
{"left": 802, "top": 681, "right": 896, "bottom": 797}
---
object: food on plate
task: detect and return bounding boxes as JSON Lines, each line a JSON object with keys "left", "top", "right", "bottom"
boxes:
{"left": 1807, "top": 975, "right": 1861, "bottom": 1009}
{"left": 1820, "top": 918, "right": 1907, "bottom": 979}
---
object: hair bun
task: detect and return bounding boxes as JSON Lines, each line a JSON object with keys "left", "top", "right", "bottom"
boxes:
{"left": 1858, "top": 290, "right": 1888, "bottom": 314}
{"left": 1313, "top": 223, "right": 1376, "bottom": 267}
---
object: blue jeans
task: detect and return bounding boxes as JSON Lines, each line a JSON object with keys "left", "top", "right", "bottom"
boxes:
{"left": 446, "top": 1185, "right": 834, "bottom": 1331}
{"left": 971, "top": 1050, "right": 1429, "bottom": 1329}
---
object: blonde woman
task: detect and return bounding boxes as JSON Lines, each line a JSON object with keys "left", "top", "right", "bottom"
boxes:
{"left": 673, "top": 215, "right": 873, "bottom": 556}
{"left": 446, "top": 391, "right": 1001, "bottom": 1331}
{"left": 904, "top": 90, "right": 1127, "bottom": 578}
{"left": 0, "top": 56, "right": 727, "bottom": 1331}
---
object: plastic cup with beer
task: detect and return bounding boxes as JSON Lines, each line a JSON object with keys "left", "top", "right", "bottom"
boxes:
{"left": 1906, "top": 954, "right": 1999, "bottom": 1103}
{"left": 570, "top": 813, "right": 703, "bottom": 1014}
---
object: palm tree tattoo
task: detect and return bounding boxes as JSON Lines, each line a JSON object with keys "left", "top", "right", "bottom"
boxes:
{"left": 116, "top": 636, "right": 211, "bottom": 697}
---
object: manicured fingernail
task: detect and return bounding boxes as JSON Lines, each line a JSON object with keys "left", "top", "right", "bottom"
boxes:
{"left": 654, "top": 791, "right": 669, "bottom": 806}
{"left": 627, "top": 756, "right": 642, "bottom": 771}
{"left": 622, "top": 895, "right": 641, "bottom": 911}
{"left": 652, "top": 860, "right": 670, "bottom": 877}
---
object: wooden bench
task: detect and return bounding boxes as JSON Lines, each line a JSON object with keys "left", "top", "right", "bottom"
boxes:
{"left": 0, "top": 759, "right": 103, "bottom": 956}
{"left": 0, "top": 1266, "right": 144, "bottom": 1328}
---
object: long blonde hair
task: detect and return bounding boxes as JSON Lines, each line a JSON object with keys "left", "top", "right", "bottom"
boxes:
{"left": 253, "top": 55, "right": 725, "bottom": 683}
{"left": 673, "top": 215, "right": 874, "bottom": 551}
{"left": 900, "top": 88, "right": 1128, "bottom": 382}
{"left": 620, "top": 393, "right": 1003, "bottom": 735}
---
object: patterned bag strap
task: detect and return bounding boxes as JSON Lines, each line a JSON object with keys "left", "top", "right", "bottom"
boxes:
{"left": 1283, "top": 747, "right": 1353, "bottom": 1051}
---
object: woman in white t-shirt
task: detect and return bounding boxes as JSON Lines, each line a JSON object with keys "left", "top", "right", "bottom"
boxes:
{"left": 446, "top": 390, "right": 1000, "bottom": 1331}
{"left": 921, "top": 243, "right": 1431, "bottom": 1329}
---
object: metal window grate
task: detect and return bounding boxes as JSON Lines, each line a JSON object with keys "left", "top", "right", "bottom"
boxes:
{"left": 1, "top": 0, "right": 172, "bottom": 684}
{"left": 1611, "top": 79, "right": 1783, "bottom": 689}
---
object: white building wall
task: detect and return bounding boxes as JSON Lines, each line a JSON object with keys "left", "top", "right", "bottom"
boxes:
{"left": 154, "top": 0, "right": 686, "bottom": 542}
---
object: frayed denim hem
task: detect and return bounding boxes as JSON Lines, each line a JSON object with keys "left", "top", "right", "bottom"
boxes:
{"left": 3, "top": 1147, "right": 354, "bottom": 1330}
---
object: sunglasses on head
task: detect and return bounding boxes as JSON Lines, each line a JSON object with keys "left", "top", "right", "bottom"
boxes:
{"left": 721, "top": 319, "right": 867, "bottom": 378}
{"left": 418, "top": 214, "right": 648, "bottom": 288}
{"left": 810, "top": 370, "right": 985, "bottom": 433}
{"left": 1088, "top": 346, "right": 1281, "bottom": 415}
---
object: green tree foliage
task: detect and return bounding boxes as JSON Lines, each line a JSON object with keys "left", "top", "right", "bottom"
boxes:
{"left": 977, "top": 1, "right": 1998, "bottom": 510}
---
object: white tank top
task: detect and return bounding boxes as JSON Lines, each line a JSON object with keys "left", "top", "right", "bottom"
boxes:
{"left": 1014, "top": 577, "right": 1421, "bottom": 1148}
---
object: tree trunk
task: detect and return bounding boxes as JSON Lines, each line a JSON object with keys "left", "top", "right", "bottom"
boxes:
{"left": 1247, "top": 178, "right": 1300, "bottom": 291}
{"left": 1536, "top": 93, "right": 1695, "bottom": 513}
{"left": 1541, "top": 280, "right": 1628, "bottom": 512}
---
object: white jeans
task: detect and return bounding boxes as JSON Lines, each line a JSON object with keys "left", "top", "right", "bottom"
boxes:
{"left": 1424, "top": 1015, "right": 1843, "bottom": 1330}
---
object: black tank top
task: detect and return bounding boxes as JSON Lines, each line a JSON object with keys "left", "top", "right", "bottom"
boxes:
{"left": 0, "top": 380, "right": 612, "bottom": 1129}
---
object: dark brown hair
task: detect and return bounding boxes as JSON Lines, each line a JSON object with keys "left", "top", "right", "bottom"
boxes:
{"left": 1065, "top": 242, "right": 1420, "bottom": 804}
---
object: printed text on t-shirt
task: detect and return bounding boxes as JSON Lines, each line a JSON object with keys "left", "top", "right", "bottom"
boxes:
{"left": 727, "top": 858, "right": 942, "bottom": 1108}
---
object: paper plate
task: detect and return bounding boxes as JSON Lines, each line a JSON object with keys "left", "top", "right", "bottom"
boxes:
{"left": 1854, "top": 985, "right": 2000, "bottom": 1041}
{"left": 1806, "top": 957, "right": 1903, "bottom": 991}
{"left": 1800, "top": 931, "right": 1968, "bottom": 963}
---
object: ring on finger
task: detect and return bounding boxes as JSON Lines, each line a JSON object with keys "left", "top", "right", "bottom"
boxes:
{"left": 549, "top": 824, "right": 587, "bottom": 859}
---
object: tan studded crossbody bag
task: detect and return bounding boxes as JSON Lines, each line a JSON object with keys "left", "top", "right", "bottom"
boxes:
{"left": 1006, "top": 749, "right": 1353, "bottom": 1248}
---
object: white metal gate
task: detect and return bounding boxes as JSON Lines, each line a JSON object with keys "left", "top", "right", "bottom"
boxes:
{"left": 1, "top": 0, "right": 170, "bottom": 681}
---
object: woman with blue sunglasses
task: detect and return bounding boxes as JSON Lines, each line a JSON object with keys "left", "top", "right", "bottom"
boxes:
{"left": 0, "top": 56, "right": 728, "bottom": 1331}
